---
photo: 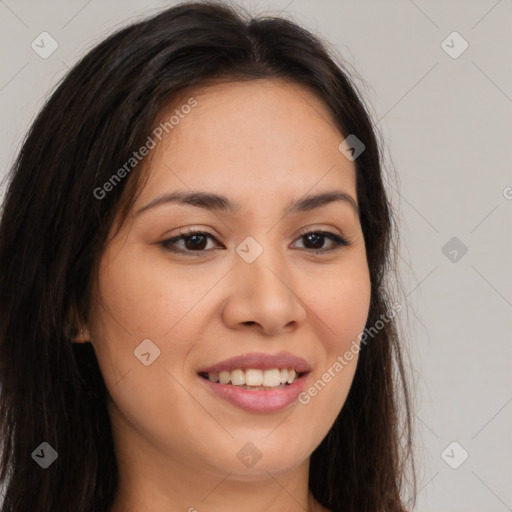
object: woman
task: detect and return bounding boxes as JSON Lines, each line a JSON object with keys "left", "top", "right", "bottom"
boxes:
{"left": 0, "top": 1, "right": 416, "bottom": 511}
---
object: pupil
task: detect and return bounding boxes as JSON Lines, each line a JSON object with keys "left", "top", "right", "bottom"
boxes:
{"left": 185, "top": 234, "right": 207, "bottom": 250}
{"left": 306, "top": 233, "right": 323, "bottom": 249}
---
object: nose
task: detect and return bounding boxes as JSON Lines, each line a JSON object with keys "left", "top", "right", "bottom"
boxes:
{"left": 221, "top": 247, "right": 307, "bottom": 336}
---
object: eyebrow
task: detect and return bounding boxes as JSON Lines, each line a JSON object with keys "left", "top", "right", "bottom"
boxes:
{"left": 135, "top": 189, "right": 359, "bottom": 217}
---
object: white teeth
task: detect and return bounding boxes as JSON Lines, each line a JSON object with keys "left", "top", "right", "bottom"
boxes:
{"left": 263, "top": 369, "right": 281, "bottom": 387}
{"left": 218, "top": 371, "right": 231, "bottom": 384}
{"left": 245, "top": 369, "right": 263, "bottom": 386}
{"left": 203, "top": 368, "right": 301, "bottom": 387}
{"left": 230, "top": 369, "right": 245, "bottom": 386}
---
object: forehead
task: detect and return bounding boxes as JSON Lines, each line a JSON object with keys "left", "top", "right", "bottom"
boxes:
{"left": 136, "top": 79, "right": 357, "bottom": 210}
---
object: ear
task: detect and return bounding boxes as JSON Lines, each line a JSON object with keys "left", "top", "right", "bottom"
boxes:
{"left": 66, "top": 306, "right": 93, "bottom": 344}
{"left": 72, "top": 325, "right": 93, "bottom": 344}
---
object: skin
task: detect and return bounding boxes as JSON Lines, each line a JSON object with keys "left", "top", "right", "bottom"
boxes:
{"left": 77, "top": 79, "right": 371, "bottom": 512}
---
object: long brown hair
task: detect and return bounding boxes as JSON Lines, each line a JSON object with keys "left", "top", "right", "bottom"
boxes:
{"left": 0, "top": 1, "right": 416, "bottom": 510}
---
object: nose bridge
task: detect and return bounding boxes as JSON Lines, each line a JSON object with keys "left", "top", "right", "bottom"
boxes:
{"left": 235, "top": 233, "right": 289, "bottom": 293}
{"left": 232, "top": 233, "right": 303, "bottom": 317}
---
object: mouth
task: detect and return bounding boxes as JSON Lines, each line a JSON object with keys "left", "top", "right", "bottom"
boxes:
{"left": 196, "top": 369, "right": 311, "bottom": 413}
{"left": 198, "top": 368, "right": 309, "bottom": 391}
{"left": 195, "top": 351, "right": 312, "bottom": 412}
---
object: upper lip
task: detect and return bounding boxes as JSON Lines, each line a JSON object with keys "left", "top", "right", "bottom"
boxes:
{"left": 197, "top": 351, "right": 312, "bottom": 374}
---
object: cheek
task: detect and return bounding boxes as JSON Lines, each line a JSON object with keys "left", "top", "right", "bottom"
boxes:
{"left": 312, "top": 256, "right": 371, "bottom": 351}
{"left": 92, "top": 244, "right": 209, "bottom": 339}
{"left": 88, "top": 248, "right": 176, "bottom": 387}
{"left": 89, "top": 251, "right": 211, "bottom": 453}
{"left": 298, "top": 257, "right": 370, "bottom": 424}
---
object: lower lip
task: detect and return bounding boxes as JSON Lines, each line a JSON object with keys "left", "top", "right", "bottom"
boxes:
{"left": 198, "top": 373, "right": 310, "bottom": 413}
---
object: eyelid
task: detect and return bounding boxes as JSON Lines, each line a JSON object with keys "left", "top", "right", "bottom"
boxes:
{"left": 295, "top": 225, "right": 343, "bottom": 239}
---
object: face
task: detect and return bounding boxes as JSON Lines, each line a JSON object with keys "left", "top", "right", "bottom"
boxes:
{"left": 86, "top": 79, "right": 371, "bottom": 497}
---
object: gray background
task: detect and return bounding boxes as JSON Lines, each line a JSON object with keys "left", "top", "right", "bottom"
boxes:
{"left": 1, "top": 1, "right": 511, "bottom": 511}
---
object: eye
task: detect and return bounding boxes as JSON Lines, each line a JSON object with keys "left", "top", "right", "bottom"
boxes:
{"left": 292, "top": 229, "right": 351, "bottom": 254}
{"left": 160, "top": 228, "right": 351, "bottom": 256}
{"left": 160, "top": 228, "right": 220, "bottom": 256}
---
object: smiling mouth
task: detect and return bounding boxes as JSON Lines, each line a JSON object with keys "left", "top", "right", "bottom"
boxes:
{"left": 198, "top": 368, "right": 308, "bottom": 391}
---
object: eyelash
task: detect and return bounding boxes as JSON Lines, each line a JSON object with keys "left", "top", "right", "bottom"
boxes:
{"left": 160, "top": 228, "right": 351, "bottom": 257}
